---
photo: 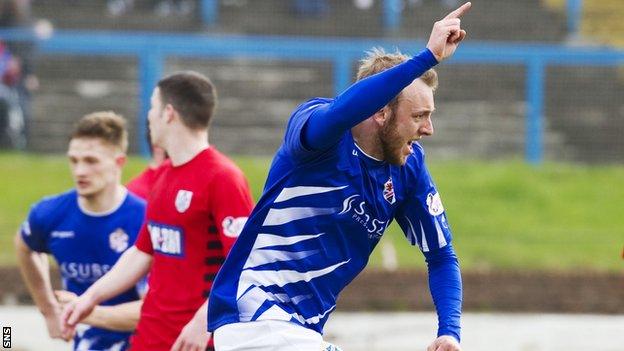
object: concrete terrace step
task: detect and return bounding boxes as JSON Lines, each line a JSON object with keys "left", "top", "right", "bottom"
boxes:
{"left": 33, "top": 0, "right": 567, "bottom": 42}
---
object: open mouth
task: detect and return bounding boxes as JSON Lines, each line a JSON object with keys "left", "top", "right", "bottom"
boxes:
{"left": 406, "top": 138, "right": 419, "bottom": 151}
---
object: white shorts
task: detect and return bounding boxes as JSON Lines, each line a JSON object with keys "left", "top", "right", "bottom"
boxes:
{"left": 214, "top": 320, "right": 342, "bottom": 351}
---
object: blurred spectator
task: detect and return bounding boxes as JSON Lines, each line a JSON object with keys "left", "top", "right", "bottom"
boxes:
{"left": 107, "top": 0, "right": 195, "bottom": 17}
{"left": 354, "top": 0, "right": 460, "bottom": 10}
{"left": 154, "top": 0, "right": 195, "bottom": 17}
{"left": 0, "top": 40, "right": 25, "bottom": 148}
{"left": 0, "top": 0, "right": 42, "bottom": 149}
{"left": 407, "top": 0, "right": 460, "bottom": 9}
{"left": 107, "top": 0, "right": 134, "bottom": 17}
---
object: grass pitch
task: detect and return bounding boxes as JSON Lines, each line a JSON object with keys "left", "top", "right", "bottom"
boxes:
{"left": 1, "top": 152, "right": 622, "bottom": 271}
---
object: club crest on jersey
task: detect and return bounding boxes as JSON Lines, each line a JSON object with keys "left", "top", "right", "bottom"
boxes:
{"left": 175, "top": 190, "right": 193, "bottom": 213}
{"left": 383, "top": 177, "right": 396, "bottom": 204}
{"left": 222, "top": 216, "right": 248, "bottom": 238}
{"left": 426, "top": 191, "right": 445, "bottom": 216}
{"left": 109, "top": 228, "right": 129, "bottom": 253}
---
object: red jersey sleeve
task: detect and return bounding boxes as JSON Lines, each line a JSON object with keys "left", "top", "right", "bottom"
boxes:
{"left": 134, "top": 221, "right": 154, "bottom": 255}
{"left": 208, "top": 166, "right": 254, "bottom": 256}
{"left": 126, "top": 168, "right": 154, "bottom": 200}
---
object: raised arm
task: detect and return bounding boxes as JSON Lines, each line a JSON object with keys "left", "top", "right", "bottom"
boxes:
{"left": 302, "top": 2, "right": 471, "bottom": 151}
{"left": 61, "top": 246, "right": 152, "bottom": 337}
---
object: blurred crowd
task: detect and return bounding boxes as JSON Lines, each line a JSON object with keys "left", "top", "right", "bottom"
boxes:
{"left": 106, "top": 0, "right": 195, "bottom": 17}
{"left": 0, "top": 0, "right": 45, "bottom": 149}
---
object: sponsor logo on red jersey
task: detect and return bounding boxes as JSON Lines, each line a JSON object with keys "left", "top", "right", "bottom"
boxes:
{"left": 222, "top": 216, "right": 248, "bottom": 238}
{"left": 148, "top": 222, "right": 184, "bottom": 257}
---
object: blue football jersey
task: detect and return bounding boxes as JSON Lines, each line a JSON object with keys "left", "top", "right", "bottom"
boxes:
{"left": 208, "top": 98, "right": 454, "bottom": 335}
{"left": 21, "top": 189, "right": 146, "bottom": 351}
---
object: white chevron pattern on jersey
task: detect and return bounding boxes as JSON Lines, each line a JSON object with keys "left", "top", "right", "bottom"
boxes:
{"left": 243, "top": 248, "right": 320, "bottom": 270}
{"left": 236, "top": 185, "right": 351, "bottom": 326}
{"left": 237, "top": 260, "right": 350, "bottom": 299}
{"left": 252, "top": 233, "right": 325, "bottom": 250}
{"left": 274, "top": 185, "right": 348, "bottom": 203}
{"left": 262, "top": 207, "right": 339, "bottom": 226}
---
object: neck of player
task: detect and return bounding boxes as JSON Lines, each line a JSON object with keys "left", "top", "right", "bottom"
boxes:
{"left": 165, "top": 128, "right": 210, "bottom": 167}
{"left": 79, "top": 184, "right": 126, "bottom": 214}
{"left": 351, "top": 123, "right": 385, "bottom": 161}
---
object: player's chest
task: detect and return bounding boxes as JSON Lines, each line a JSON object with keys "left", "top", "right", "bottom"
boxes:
{"left": 148, "top": 174, "right": 210, "bottom": 222}
{"left": 47, "top": 220, "right": 133, "bottom": 279}
{"left": 338, "top": 167, "right": 403, "bottom": 238}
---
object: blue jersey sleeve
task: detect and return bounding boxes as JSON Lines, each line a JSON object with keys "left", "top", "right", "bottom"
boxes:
{"left": 394, "top": 148, "right": 462, "bottom": 341}
{"left": 303, "top": 49, "right": 438, "bottom": 152}
{"left": 20, "top": 202, "right": 50, "bottom": 253}
{"left": 425, "top": 244, "right": 462, "bottom": 342}
{"left": 394, "top": 150, "right": 452, "bottom": 252}
{"left": 282, "top": 98, "right": 333, "bottom": 159}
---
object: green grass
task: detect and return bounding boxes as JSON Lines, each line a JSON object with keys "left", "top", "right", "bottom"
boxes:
{"left": 1, "top": 152, "right": 623, "bottom": 272}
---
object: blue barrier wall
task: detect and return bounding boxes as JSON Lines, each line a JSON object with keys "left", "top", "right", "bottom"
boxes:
{"left": 1, "top": 28, "right": 622, "bottom": 163}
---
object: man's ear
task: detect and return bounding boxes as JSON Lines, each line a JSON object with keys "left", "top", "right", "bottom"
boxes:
{"left": 164, "top": 104, "right": 177, "bottom": 124}
{"left": 372, "top": 106, "right": 390, "bottom": 126}
{"left": 115, "top": 154, "right": 127, "bottom": 168}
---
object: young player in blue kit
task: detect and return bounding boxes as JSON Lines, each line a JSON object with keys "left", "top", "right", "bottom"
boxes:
{"left": 208, "top": 3, "right": 471, "bottom": 351}
{"left": 14, "top": 112, "right": 146, "bottom": 351}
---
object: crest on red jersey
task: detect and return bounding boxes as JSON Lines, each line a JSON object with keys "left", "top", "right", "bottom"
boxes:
{"left": 175, "top": 189, "right": 193, "bottom": 213}
{"left": 383, "top": 177, "right": 396, "bottom": 204}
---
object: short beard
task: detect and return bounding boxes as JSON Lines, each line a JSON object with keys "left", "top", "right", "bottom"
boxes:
{"left": 378, "top": 112, "right": 405, "bottom": 166}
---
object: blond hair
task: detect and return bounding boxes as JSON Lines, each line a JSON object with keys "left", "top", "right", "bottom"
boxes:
{"left": 70, "top": 111, "right": 128, "bottom": 153}
{"left": 357, "top": 48, "right": 438, "bottom": 110}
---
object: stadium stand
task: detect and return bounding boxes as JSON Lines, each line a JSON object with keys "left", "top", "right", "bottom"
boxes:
{"left": 22, "top": 0, "right": 624, "bottom": 162}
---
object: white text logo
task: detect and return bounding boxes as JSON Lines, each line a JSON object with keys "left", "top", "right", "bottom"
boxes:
{"left": 339, "top": 195, "right": 388, "bottom": 240}
{"left": 148, "top": 222, "right": 184, "bottom": 256}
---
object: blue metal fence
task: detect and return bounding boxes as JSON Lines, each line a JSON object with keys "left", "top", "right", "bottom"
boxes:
{"left": 1, "top": 28, "right": 622, "bottom": 163}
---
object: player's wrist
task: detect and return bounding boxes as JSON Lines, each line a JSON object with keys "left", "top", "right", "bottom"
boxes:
{"left": 82, "top": 287, "right": 103, "bottom": 306}
{"left": 40, "top": 302, "right": 61, "bottom": 317}
{"left": 438, "top": 333, "right": 460, "bottom": 344}
{"left": 421, "top": 47, "right": 441, "bottom": 65}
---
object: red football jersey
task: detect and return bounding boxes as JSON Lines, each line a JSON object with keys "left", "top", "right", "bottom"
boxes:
{"left": 131, "top": 147, "right": 253, "bottom": 351}
{"left": 126, "top": 167, "right": 159, "bottom": 200}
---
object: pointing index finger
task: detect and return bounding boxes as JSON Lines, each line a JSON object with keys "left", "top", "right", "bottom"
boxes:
{"left": 443, "top": 2, "right": 472, "bottom": 20}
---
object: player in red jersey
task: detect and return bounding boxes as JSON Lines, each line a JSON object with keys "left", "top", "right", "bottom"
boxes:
{"left": 62, "top": 71, "right": 254, "bottom": 351}
{"left": 127, "top": 121, "right": 169, "bottom": 201}
{"left": 126, "top": 145, "right": 167, "bottom": 200}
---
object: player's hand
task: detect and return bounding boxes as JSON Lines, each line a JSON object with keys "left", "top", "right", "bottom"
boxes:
{"left": 42, "top": 305, "right": 72, "bottom": 341}
{"left": 426, "top": 2, "right": 471, "bottom": 62}
{"left": 54, "top": 290, "right": 78, "bottom": 308}
{"left": 170, "top": 315, "right": 210, "bottom": 351}
{"left": 60, "top": 290, "right": 97, "bottom": 340}
{"left": 427, "top": 335, "right": 462, "bottom": 351}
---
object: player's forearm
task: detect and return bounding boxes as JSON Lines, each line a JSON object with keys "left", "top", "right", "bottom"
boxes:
{"left": 304, "top": 49, "right": 438, "bottom": 150}
{"left": 84, "top": 300, "right": 142, "bottom": 332}
{"left": 193, "top": 300, "right": 209, "bottom": 326}
{"left": 425, "top": 244, "right": 462, "bottom": 342}
{"left": 85, "top": 247, "right": 152, "bottom": 304}
{"left": 14, "top": 234, "right": 58, "bottom": 315}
